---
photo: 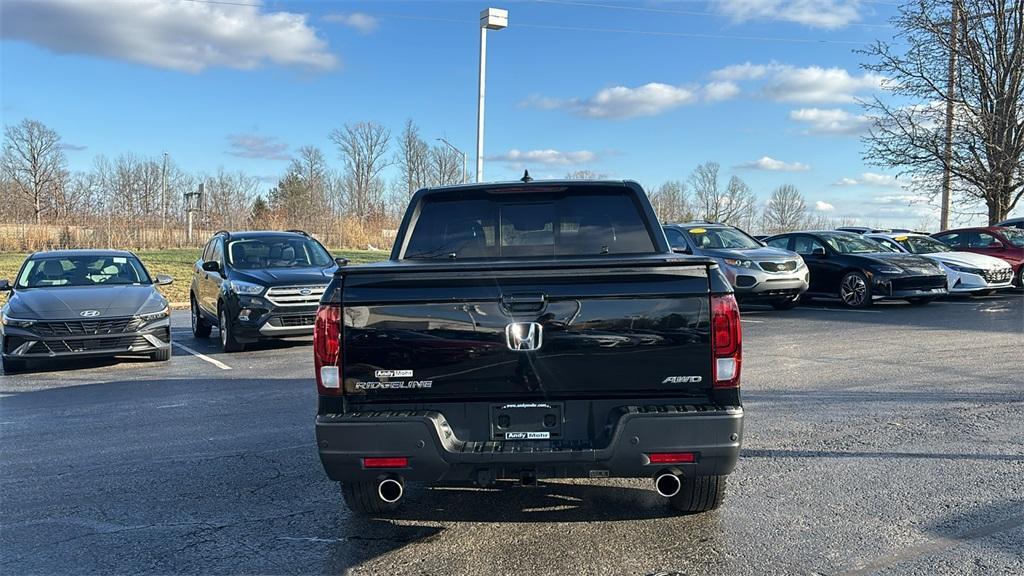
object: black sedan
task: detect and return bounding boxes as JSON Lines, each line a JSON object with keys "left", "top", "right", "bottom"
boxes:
{"left": 0, "top": 250, "right": 173, "bottom": 373}
{"left": 764, "top": 231, "right": 948, "bottom": 308}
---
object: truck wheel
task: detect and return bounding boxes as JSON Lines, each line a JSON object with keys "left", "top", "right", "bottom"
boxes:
{"left": 770, "top": 296, "right": 800, "bottom": 310}
{"left": 219, "top": 308, "right": 244, "bottom": 353}
{"left": 341, "top": 481, "right": 402, "bottom": 516}
{"left": 191, "top": 296, "right": 212, "bottom": 338}
{"left": 668, "top": 475, "right": 727, "bottom": 513}
{"left": 839, "top": 271, "right": 873, "bottom": 308}
{"left": 151, "top": 346, "right": 172, "bottom": 362}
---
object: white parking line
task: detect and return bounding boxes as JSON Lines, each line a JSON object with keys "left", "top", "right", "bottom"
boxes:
{"left": 172, "top": 342, "right": 232, "bottom": 371}
{"left": 741, "top": 319, "right": 765, "bottom": 323}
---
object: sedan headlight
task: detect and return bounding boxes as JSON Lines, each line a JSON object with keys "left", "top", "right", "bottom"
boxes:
{"left": 225, "top": 280, "right": 265, "bottom": 295}
{"left": 137, "top": 306, "right": 170, "bottom": 323}
{"left": 1, "top": 313, "right": 35, "bottom": 328}
{"left": 942, "top": 262, "right": 984, "bottom": 275}
{"left": 873, "top": 265, "right": 904, "bottom": 275}
{"left": 723, "top": 258, "right": 756, "bottom": 268}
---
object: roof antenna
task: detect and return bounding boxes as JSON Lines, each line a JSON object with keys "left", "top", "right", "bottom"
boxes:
{"left": 521, "top": 170, "right": 533, "bottom": 183}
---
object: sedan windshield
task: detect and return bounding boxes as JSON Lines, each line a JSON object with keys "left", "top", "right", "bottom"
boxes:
{"left": 227, "top": 237, "right": 333, "bottom": 269}
{"left": 686, "top": 227, "right": 761, "bottom": 249}
{"left": 1001, "top": 228, "right": 1024, "bottom": 247}
{"left": 895, "top": 235, "right": 950, "bottom": 254}
{"left": 821, "top": 233, "right": 886, "bottom": 254}
{"left": 16, "top": 255, "right": 151, "bottom": 288}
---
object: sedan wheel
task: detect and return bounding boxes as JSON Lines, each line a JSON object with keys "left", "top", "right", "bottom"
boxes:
{"left": 840, "top": 272, "right": 872, "bottom": 308}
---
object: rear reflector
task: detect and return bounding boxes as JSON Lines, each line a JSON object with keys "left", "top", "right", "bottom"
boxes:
{"left": 647, "top": 452, "right": 696, "bottom": 464}
{"left": 363, "top": 457, "right": 409, "bottom": 469}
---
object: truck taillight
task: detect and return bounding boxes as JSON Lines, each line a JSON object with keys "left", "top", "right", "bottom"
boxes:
{"left": 711, "top": 294, "right": 742, "bottom": 389}
{"left": 314, "top": 304, "right": 342, "bottom": 395}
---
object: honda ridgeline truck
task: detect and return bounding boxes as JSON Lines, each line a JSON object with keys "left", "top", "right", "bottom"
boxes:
{"left": 314, "top": 179, "right": 744, "bottom": 515}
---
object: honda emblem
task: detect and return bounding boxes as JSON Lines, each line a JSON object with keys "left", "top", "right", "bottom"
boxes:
{"left": 505, "top": 322, "right": 543, "bottom": 352}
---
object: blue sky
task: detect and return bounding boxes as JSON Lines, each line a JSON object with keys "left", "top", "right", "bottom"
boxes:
{"left": 3, "top": 0, "right": 985, "bottom": 227}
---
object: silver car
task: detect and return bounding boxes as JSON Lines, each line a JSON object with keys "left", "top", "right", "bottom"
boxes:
{"left": 664, "top": 223, "right": 809, "bottom": 309}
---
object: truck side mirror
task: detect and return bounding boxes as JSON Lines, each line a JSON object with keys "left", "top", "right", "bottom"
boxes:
{"left": 201, "top": 261, "right": 221, "bottom": 273}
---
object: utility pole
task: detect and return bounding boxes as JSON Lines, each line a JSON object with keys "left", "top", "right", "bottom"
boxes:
{"left": 939, "top": 1, "right": 959, "bottom": 231}
{"left": 476, "top": 8, "right": 508, "bottom": 183}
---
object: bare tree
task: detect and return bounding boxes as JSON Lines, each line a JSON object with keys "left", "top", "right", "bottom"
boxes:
{"left": 331, "top": 121, "right": 391, "bottom": 219}
{"left": 861, "top": 0, "right": 1024, "bottom": 223}
{"left": 565, "top": 170, "right": 605, "bottom": 180}
{"left": 649, "top": 181, "right": 693, "bottom": 223}
{"left": 429, "top": 144, "right": 462, "bottom": 186}
{"left": 1, "top": 119, "right": 68, "bottom": 224}
{"left": 690, "top": 162, "right": 757, "bottom": 227}
{"left": 762, "top": 184, "right": 808, "bottom": 234}
{"left": 395, "top": 120, "right": 430, "bottom": 196}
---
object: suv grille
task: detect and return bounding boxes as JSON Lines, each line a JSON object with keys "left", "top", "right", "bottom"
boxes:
{"left": 982, "top": 268, "right": 1012, "bottom": 283}
{"left": 265, "top": 285, "right": 327, "bottom": 307}
{"left": 32, "top": 317, "right": 142, "bottom": 337}
{"left": 759, "top": 260, "right": 798, "bottom": 273}
{"left": 277, "top": 314, "right": 316, "bottom": 327}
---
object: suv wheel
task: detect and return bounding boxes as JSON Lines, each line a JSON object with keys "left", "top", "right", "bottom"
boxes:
{"left": 668, "top": 475, "right": 727, "bottom": 513}
{"left": 839, "top": 271, "right": 872, "bottom": 308}
{"left": 191, "top": 296, "right": 212, "bottom": 338}
{"left": 219, "top": 308, "right": 244, "bottom": 353}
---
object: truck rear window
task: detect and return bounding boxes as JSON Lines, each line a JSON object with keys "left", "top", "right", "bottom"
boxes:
{"left": 402, "top": 190, "right": 656, "bottom": 259}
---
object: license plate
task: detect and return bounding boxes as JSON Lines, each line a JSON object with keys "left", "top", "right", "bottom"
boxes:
{"left": 491, "top": 403, "right": 562, "bottom": 440}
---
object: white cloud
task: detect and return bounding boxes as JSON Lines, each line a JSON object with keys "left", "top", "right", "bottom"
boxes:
{"left": 226, "top": 133, "right": 290, "bottom": 161}
{"left": 323, "top": 12, "right": 378, "bottom": 34}
{"left": 0, "top": 0, "right": 337, "bottom": 73}
{"left": 789, "top": 107, "right": 872, "bottom": 135}
{"left": 737, "top": 156, "right": 811, "bottom": 171}
{"left": 704, "top": 81, "right": 741, "bottom": 102}
{"left": 523, "top": 83, "right": 697, "bottom": 119}
{"left": 814, "top": 200, "right": 836, "bottom": 211}
{"left": 873, "top": 194, "right": 923, "bottom": 205}
{"left": 489, "top": 149, "right": 600, "bottom": 166}
{"left": 711, "top": 63, "right": 883, "bottom": 104}
{"left": 714, "top": 0, "right": 864, "bottom": 30}
{"left": 833, "top": 172, "right": 902, "bottom": 187}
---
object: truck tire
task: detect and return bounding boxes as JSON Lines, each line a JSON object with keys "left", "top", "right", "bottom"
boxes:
{"left": 219, "top": 307, "right": 245, "bottom": 353}
{"left": 668, "top": 475, "right": 727, "bottom": 513}
{"left": 151, "top": 346, "right": 172, "bottom": 362}
{"left": 341, "top": 481, "right": 401, "bottom": 516}
{"left": 191, "top": 296, "right": 212, "bottom": 338}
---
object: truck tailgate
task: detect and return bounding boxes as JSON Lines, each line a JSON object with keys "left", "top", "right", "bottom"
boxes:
{"left": 339, "top": 259, "right": 713, "bottom": 402}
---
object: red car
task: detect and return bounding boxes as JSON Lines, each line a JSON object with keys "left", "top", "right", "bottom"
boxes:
{"left": 931, "top": 226, "right": 1024, "bottom": 287}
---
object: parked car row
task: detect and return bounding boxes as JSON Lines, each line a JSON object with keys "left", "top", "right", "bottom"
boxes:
{"left": 663, "top": 222, "right": 1021, "bottom": 309}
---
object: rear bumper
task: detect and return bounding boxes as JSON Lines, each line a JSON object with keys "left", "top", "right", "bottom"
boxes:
{"left": 316, "top": 404, "right": 743, "bottom": 483}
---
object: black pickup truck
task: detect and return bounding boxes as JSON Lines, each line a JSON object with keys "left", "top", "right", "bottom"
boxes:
{"left": 314, "top": 180, "right": 744, "bottom": 515}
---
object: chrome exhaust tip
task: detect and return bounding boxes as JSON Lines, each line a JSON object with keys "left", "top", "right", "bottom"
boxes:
{"left": 654, "top": 472, "right": 682, "bottom": 498}
{"left": 377, "top": 477, "right": 404, "bottom": 503}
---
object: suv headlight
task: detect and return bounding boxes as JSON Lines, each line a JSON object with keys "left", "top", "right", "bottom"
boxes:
{"left": 723, "top": 258, "right": 755, "bottom": 268}
{"left": 1, "top": 313, "right": 35, "bottom": 328}
{"left": 873, "top": 265, "right": 903, "bottom": 275}
{"left": 138, "top": 306, "right": 170, "bottom": 323}
{"left": 225, "top": 280, "right": 264, "bottom": 295}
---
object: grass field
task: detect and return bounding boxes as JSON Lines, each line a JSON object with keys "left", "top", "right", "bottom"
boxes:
{"left": 0, "top": 248, "right": 387, "bottom": 307}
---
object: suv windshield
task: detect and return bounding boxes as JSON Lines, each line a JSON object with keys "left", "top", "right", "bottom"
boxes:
{"left": 403, "top": 189, "right": 656, "bottom": 259}
{"left": 686, "top": 227, "right": 761, "bottom": 249}
{"left": 821, "top": 233, "right": 886, "bottom": 254}
{"left": 16, "top": 255, "right": 151, "bottom": 288}
{"left": 1001, "top": 228, "right": 1024, "bottom": 247}
{"left": 895, "top": 235, "right": 950, "bottom": 254}
{"left": 227, "top": 237, "right": 333, "bottom": 269}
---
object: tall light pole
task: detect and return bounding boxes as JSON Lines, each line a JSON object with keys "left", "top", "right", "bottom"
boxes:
{"left": 437, "top": 137, "right": 467, "bottom": 183}
{"left": 476, "top": 7, "right": 508, "bottom": 183}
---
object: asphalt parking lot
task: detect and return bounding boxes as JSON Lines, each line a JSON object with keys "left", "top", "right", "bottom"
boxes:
{"left": 2, "top": 294, "right": 1022, "bottom": 575}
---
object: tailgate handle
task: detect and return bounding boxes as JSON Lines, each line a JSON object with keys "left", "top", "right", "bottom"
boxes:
{"left": 501, "top": 293, "right": 547, "bottom": 313}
